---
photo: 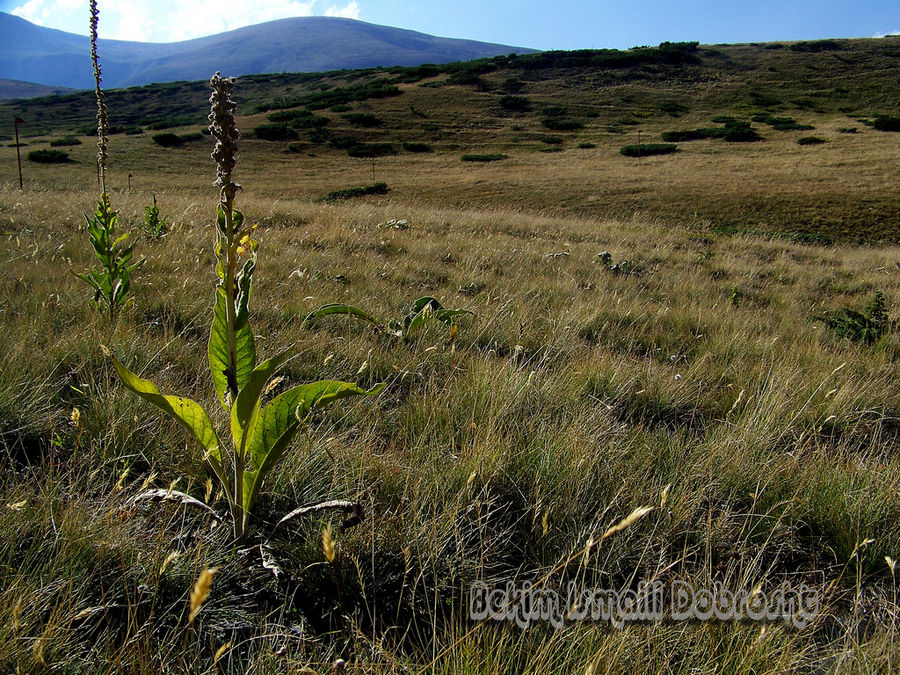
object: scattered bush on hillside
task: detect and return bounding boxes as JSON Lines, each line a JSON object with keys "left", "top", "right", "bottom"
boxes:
{"left": 578, "top": 141, "right": 596, "bottom": 148}
{"left": 620, "top": 143, "right": 678, "bottom": 157}
{"left": 658, "top": 101, "right": 688, "bottom": 116}
{"left": 873, "top": 115, "right": 900, "bottom": 131}
{"left": 797, "top": 136, "right": 826, "bottom": 145}
{"left": 790, "top": 39, "right": 842, "bottom": 52}
{"left": 461, "top": 153, "right": 508, "bottom": 162}
{"left": 50, "top": 136, "right": 81, "bottom": 147}
{"left": 321, "top": 182, "right": 389, "bottom": 201}
{"left": 542, "top": 118, "right": 584, "bottom": 131}
{"left": 402, "top": 142, "right": 432, "bottom": 152}
{"left": 27, "top": 148, "right": 71, "bottom": 163}
{"left": 152, "top": 133, "right": 183, "bottom": 147}
{"left": 347, "top": 143, "right": 395, "bottom": 158}
{"left": 538, "top": 135, "right": 563, "bottom": 145}
{"left": 252, "top": 123, "right": 297, "bottom": 141}
{"left": 342, "top": 113, "right": 382, "bottom": 127}
{"left": 498, "top": 95, "right": 531, "bottom": 112}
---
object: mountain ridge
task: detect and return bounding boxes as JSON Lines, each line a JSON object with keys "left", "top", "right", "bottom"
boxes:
{"left": 0, "top": 12, "right": 536, "bottom": 93}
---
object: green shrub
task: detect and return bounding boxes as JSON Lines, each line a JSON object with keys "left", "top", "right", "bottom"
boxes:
{"left": 402, "top": 142, "right": 432, "bottom": 152}
{"left": 658, "top": 101, "right": 688, "bottom": 116}
{"left": 27, "top": 148, "right": 71, "bottom": 162}
{"left": 578, "top": 142, "right": 596, "bottom": 148}
{"left": 766, "top": 116, "right": 814, "bottom": 131}
{"left": 814, "top": 291, "right": 896, "bottom": 344}
{"left": 620, "top": 143, "right": 677, "bottom": 157}
{"left": 329, "top": 135, "right": 359, "bottom": 150}
{"left": 790, "top": 39, "right": 842, "bottom": 52}
{"left": 322, "top": 182, "right": 389, "bottom": 201}
{"left": 329, "top": 104, "right": 352, "bottom": 112}
{"left": 152, "top": 132, "right": 183, "bottom": 147}
{"left": 50, "top": 136, "right": 81, "bottom": 147}
{"left": 873, "top": 115, "right": 900, "bottom": 131}
{"left": 498, "top": 95, "right": 531, "bottom": 111}
{"left": 711, "top": 115, "right": 738, "bottom": 124}
{"left": 538, "top": 135, "right": 563, "bottom": 145}
{"left": 541, "top": 105, "right": 568, "bottom": 117}
{"left": 838, "top": 127, "right": 858, "bottom": 133}
{"left": 461, "top": 153, "right": 508, "bottom": 162}
{"left": 722, "top": 127, "right": 764, "bottom": 142}
{"left": 252, "top": 123, "right": 296, "bottom": 141}
{"left": 342, "top": 112, "right": 382, "bottom": 127}
{"left": 541, "top": 118, "right": 584, "bottom": 131}
{"left": 617, "top": 117, "right": 640, "bottom": 125}
{"left": 661, "top": 129, "right": 712, "bottom": 142}
{"left": 797, "top": 136, "right": 826, "bottom": 145}
{"left": 346, "top": 143, "right": 395, "bottom": 157}
{"left": 124, "top": 126, "right": 143, "bottom": 135}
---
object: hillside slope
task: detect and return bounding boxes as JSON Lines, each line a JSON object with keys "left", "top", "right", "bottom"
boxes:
{"left": 0, "top": 12, "right": 534, "bottom": 91}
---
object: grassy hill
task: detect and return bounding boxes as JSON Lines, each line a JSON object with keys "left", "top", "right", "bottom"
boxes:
{"left": 2, "top": 38, "right": 899, "bottom": 243}
{"left": 0, "top": 12, "right": 535, "bottom": 91}
{"left": 2, "top": 37, "right": 900, "bottom": 673}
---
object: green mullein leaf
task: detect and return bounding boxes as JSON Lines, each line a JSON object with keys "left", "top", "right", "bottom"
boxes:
{"left": 209, "top": 285, "right": 256, "bottom": 406}
{"left": 109, "top": 354, "right": 221, "bottom": 463}
{"left": 242, "top": 380, "right": 383, "bottom": 511}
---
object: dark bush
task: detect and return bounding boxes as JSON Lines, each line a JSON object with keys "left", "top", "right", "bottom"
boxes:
{"left": 541, "top": 118, "right": 584, "bottom": 131}
{"left": 329, "top": 135, "right": 359, "bottom": 150}
{"left": 542, "top": 105, "right": 568, "bottom": 117}
{"left": 661, "top": 129, "right": 712, "bottom": 142}
{"left": 873, "top": 115, "right": 900, "bottom": 131}
{"left": 838, "top": 127, "right": 858, "bottom": 133}
{"left": 538, "top": 135, "right": 563, "bottom": 145}
{"left": 50, "top": 136, "right": 81, "bottom": 147}
{"left": 342, "top": 113, "right": 382, "bottom": 127}
{"left": 124, "top": 126, "right": 143, "bottom": 135}
{"left": 461, "top": 153, "right": 508, "bottom": 162}
{"left": 578, "top": 142, "right": 596, "bottom": 149}
{"left": 402, "top": 142, "right": 432, "bottom": 152}
{"left": 322, "top": 182, "right": 389, "bottom": 201}
{"left": 620, "top": 143, "right": 678, "bottom": 157}
{"left": 658, "top": 101, "right": 688, "bottom": 116}
{"left": 152, "top": 132, "right": 183, "bottom": 147}
{"left": 252, "top": 123, "right": 296, "bottom": 141}
{"left": 722, "top": 127, "right": 764, "bottom": 142}
{"left": 498, "top": 95, "right": 531, "bottom": 112}
{"left": 330, "top": 104, "right": 352, "bottom": 112}
{"left": 27, "top": 148, "right": 70, "bottom": 163}
{"left": 790, "top": 39, "right": 842, "bottom": 52}
{"left": 797, "top": 136, "right": 826, "bottom": 145}
{"left": 347, "top": 143, "right": 395, "bottom": 158}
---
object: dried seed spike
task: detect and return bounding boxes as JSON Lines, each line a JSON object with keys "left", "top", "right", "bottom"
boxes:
{"left": 601, "top": 506, "right": 654, "bottom": 541}
{"left": 188, "top": 566, "right": 219, "bottom": 623}
{"left": 213, "top": 642, "right": 232, "bottom": 665}
{"left": 322, "top": 523, "right": 336, "bottom": 563}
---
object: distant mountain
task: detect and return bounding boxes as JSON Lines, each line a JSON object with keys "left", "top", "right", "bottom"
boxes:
{"left": 0, "top": 78, "right": 76, "bottom": 101}
{"left": 0, "top": 12, "right": 535, "bottom": 93}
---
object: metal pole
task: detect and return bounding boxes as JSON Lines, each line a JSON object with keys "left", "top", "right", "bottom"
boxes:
{"left": 14, "top": 118, "right": 23, "bottom": 190}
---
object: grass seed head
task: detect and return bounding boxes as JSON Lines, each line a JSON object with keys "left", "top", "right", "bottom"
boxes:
{"left": 188, "top": 566, "right": 219, "bottom": 623}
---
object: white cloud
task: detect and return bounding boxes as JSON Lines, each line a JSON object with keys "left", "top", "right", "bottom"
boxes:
{"left": 873, "top": 30, "right": 900, "bottom": 38}
{"left": 325, "top": 1, "right": 360, "bottom": 19}
{"left": 9, "top": 0, "right": 356, "bottom": 42}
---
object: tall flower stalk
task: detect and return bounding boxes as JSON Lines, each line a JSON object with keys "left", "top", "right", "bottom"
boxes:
{"left": 75, "top": 0, "right": 142, "bottom": 318}
{"left": 111, "top": 74, "right": 382, "bottom": 544}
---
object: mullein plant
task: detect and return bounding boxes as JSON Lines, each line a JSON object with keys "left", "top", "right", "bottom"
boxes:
{"left": 109, "top": 73, "right": 382, "bottom": 545}
{"left": 74, "top": 0, "right": 142, "bottom": 318}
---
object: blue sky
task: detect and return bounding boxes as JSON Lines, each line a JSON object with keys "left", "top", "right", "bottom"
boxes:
{"left": 2, "top": 0, "right": 898, "bottom": 48}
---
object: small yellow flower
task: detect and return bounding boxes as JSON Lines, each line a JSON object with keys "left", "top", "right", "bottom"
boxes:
{"left": 70, "top": 407, "right": 82, "bottom": 429}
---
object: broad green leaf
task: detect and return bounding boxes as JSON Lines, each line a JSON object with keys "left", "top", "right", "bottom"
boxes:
{"left": 304, "top": 303, "right": 381, "bottom": 326}
{"left": 230, "top": 345, "right": 295, "bottom": 454}
{"left": 433, "top": 308, "right": 473, "bottom": 324}
{"left": 109, "top": 354, "right": 221, "bottom": 464}
{"left": 208, "top": 285, "right": 256, "bottom": 406}
{"left": 242, "top": 380, "right": 383, "bottom": 510}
